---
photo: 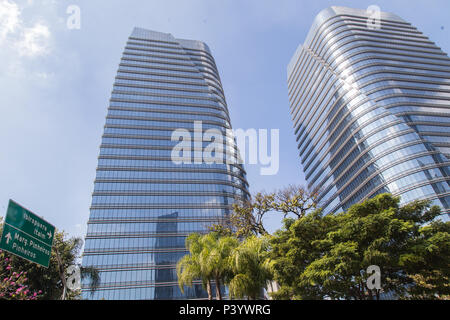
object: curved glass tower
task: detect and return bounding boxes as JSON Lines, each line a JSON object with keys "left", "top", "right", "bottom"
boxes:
{"left": 81, "top": 28, "right": 249, "bottom": 299}
{"left": 287, "top": 6, "right": 450, "bottom": 219}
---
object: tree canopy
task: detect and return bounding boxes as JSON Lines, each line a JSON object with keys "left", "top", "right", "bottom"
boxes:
{"left": 268, "top": 193, "right": 449, "bottom": 300}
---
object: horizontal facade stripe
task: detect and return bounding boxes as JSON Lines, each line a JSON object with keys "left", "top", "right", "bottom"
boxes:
{"left": 331, "top": 180, "right": 450, "bottom": 215}
{"left": 319, "top": 138, "right": 431, "bottom": 209}
{"left": 119, "top": 61, "right": 221, "bottom": 82}
{"left": 106, "top": 114, "right": 229, "bottom": 128}
{"left": 291, "top": 65, "right": 450, "bottom": 132}
{"left": 109, "top": 97, "right": 226, "bottom": 113}
{"left": 87, "top": 218, "right": 225, "bottom": 224}
{"left": 301, "top": 108, "right": 396, "bottom": 169}
{"left": 94, "top": 178, "right": 248, "bottom": 188}
{"left": 84, "top": 249, "right": 189, "bottom": 255}
{"left": 111, "top": 89, "right": 220, "bottom": 102}
{"left": 321, "top": 158, "right": 450, "bottom": 206}
{"left": 101, "top": 135, "right": 236, "bottom": 145}
{"left": 126, "top": 40, "right": 182, "bottom": 51}
{"left": 128, "top": 36, "right": 179, "bottom": 46}
{"left": 92, "top": 191, "right": 242, "bottom": 197}
{"left": 97, "top": 154, "right": 247, "bottom": 167}
{"left": 90, "top": 204, "right": 236, "bottom": 209}
{"left": 306, "top": 123, "right": 412, "bottom": 183}
{"left": 93, "top": 180, "right": 250, "bottom": 196}
{"left": 86, "top": 232, "right": 210, "bottom": 238}
{"left": 115, "top": 74, "right": 208, "bottom": 87}
{"left": 107, "top": 106, "right": 228, "bottom": 121}
{"left": 290, "top": 55, "right": 450, "bottom": 138}
{"left": 96, "top": 166, "right": 242, "bottom": 174}
{"left": 309, "top": 130, "right": 422, "bottom": 192}
{"left": 82, "top": 280, "right": 204, "bottom": 291}
{"left": 317, "top": 150, "right": 448, "bottom": 200}
{"left": 93, "top": 266, "right": 180, "bottom": 272}
{"left": 288, "top": 14, "right": 423, "bottom": 83}
{"left": 288, "top": 28, "right": 445, "bottom": 89}
{"left": 88, "top": 265, "right": 181, "bottom": 272}
{"left": 290, "top": 55, "right": 448, "bottom": 175}
{"left": 124, "top": 43, "right": 215, "bottom": 65}
{"left": 112, "top": 80, "right": 223, "bottom": 97}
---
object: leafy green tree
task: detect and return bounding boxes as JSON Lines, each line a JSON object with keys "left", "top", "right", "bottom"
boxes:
{"left": 398, "top": 218, "right": 450, "bottom": 299}
{"left": 228, "top": 236, "right": 272, "bottom": 300}
{"left": 0, "top": 249, "right": 42, "bottom": 300}
{"left": 269, "top": 194, "right": 449, "bottom": 300}
{"left": 0, "top": 218, "right": 99, "bottom": 300}
{"left": 268, "top": 211, "right": 336, "bottom": 300}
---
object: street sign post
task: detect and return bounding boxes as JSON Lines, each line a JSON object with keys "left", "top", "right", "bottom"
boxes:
{"left": 0, "top": 200, "right": 55, "bottom": 268}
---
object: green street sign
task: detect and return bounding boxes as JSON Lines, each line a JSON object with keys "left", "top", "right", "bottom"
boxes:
{"left": 4, "top": 200, "right": 55, "bottom": 246}
{"left": 0, "top": 224, "right": 52, "bottom": 268}
{"left": 0, "top": 200, "right": 55, "bottom": 268}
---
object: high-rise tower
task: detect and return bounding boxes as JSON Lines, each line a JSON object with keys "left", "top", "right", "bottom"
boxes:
{"left": 81, "top": 28, "right": 249, "bottom": 299}
{"left": 287, "top": 7, "right": 450, "bottom": 219}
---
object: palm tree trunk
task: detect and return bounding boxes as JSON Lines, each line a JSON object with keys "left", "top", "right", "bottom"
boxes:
{"left": 215, "top": 277, "right": 222, "bottom": 300}
{"left": 206, "top": 280, "right": 213, "bottom": 300}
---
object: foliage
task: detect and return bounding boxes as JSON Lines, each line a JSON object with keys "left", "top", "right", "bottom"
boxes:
{"left": 177, "top": 232, "right": 238, "bottom": 299}
{"left": 268, "top": 194, "right": 449, "bottom": 300}
{"left": 182, "top": 192, "right": 449, "bottom": 300}
{"left": 399, "top": 219, "right": 450, "bottom": 299}
{"left": 0, "top": 249, "right": 42, "bottom": 300}
{"left": 201, "top": 233, "right": 239, "bottom": 300}
{"left": 177, "top": 233, "right": 216, "bottom": 299}
{"left": 228, "top": 236, "right": 272, "bottom": 300}
{"left": 177, "top": 232, "right": 272, "bottom": 300}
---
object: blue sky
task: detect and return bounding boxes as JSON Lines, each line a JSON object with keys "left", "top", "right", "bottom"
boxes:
{"left": 0, "top": 0, "right": 449, "bottom": 238}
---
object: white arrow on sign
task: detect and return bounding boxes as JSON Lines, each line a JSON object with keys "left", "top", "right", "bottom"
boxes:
{"left": 47, "top": 231, "right": 52, "bottom": 239}
{"left": 5, "top": 233, "right": 12, "bottom": 245}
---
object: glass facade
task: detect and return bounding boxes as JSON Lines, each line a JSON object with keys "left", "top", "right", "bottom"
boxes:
{"left": 287, "top": 6, "right": 450, "bottom": 220}
{"left": 81, "top": 28, "right": 249, "bottom": 299}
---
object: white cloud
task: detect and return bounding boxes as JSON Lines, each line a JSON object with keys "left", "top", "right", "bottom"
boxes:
{"left": 0, "top": 0, "right": 51, "bottom": 57}
{"left": 0, "top": 0, "right": 20, "bottom": 42}
{"left": 16, "top": 22, "right": 50, "bottom": 56}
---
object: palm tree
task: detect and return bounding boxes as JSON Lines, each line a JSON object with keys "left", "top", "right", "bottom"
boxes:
{"left": 178, "top": 232, "right": 273, "bottom": 300}
{"left": 177, "top": 233, "right": 214, "bottom": 299}
{"left": 228, "top": 235, "right": 272, "bottom": 300}
{"left": 202, "top": 233, "right": 239, "bottom": 300}
{"left": 177, "top": 233, "right": 240, "bottom": 300}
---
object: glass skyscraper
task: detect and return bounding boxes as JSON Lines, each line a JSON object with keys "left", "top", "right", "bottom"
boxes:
{"left": 81, "top": 28, "right": 249, "bottom": 299}
{"left": 287, "top": 6, "right": 450, "bottom": 220}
